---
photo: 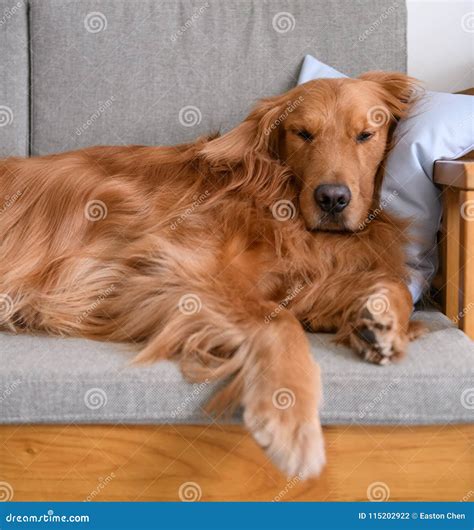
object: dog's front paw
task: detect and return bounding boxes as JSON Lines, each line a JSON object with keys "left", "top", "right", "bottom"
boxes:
{"left": 349, "top": 290, "right": 407, "bottom": 365}
{"left": 243, "top": 391, "right": 325, "bottom": 480}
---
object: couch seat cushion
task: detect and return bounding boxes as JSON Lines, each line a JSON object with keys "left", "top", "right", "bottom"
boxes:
{"left": 0, "top": 311, "right": 473, "bottom": 425}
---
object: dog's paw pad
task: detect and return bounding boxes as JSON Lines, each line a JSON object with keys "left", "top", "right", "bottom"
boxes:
{"left": 350, "top": 293, "right": 406, "bottom": 365}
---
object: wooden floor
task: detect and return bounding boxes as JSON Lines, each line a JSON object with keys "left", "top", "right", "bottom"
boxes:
{"left": 1, "top": 424, "right": 472, "bottom": 501}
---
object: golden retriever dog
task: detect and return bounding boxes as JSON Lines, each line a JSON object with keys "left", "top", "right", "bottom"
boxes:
{"left": 0, "top": 72, "right": 425, "bottom": 479}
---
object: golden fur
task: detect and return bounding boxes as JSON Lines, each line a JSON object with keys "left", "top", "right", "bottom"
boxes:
{"left": 0, "top": 72, "right": 424, "bottom": 478}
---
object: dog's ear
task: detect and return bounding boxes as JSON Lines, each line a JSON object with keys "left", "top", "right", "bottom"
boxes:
{"left": 200, "top": 93, "right": 291, "bottom": 166}
{"left": 359, "top": 71, "right": 421, "bottom": 119}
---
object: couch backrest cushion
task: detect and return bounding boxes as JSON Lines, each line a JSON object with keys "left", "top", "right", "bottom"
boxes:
{"left": 28, "top": 0, "right": 407, "bottom": 155}
{"left": 0, "top": 0, "right": 29, "bottom": 157}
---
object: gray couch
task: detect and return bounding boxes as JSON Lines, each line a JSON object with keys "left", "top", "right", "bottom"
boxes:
{"left": 0, "top": 0, "right": 473, "bottom": 425}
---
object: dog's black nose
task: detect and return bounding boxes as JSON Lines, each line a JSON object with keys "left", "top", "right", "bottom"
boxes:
{"left": 314, "top": 184, "right": 351, "bottom": 213}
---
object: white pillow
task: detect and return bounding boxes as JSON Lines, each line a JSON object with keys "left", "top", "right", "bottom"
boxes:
{"left": 298, "top": 55, "right": 474, "bottom": 303}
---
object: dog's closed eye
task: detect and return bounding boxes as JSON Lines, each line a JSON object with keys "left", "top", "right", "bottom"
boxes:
{"left": 294, "top": 129, "right": 314, "bottom": 142}
{"left": 356, "top": 131, "right": 374, "bottom": 143}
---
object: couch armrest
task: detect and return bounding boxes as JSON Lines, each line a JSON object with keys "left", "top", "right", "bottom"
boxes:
{"left": 434, "top": 151, "right": 474, "bottom": 339}
{"left": 434, "top": 152, "right": 474, "bottom": 190}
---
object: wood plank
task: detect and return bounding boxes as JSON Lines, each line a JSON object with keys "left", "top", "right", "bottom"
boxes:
{"left": 460, "top": 190, "right": 474, "bottom": 339}
{"left": 441, "top": 187, "right": 462, "bottom": 322}
{"left": 1, "top": 424, "right": 472, "bottom": 502}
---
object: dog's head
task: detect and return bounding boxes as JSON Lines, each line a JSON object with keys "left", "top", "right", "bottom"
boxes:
{"left": 201, "top": 72, "right": 418, "bottom": 232}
